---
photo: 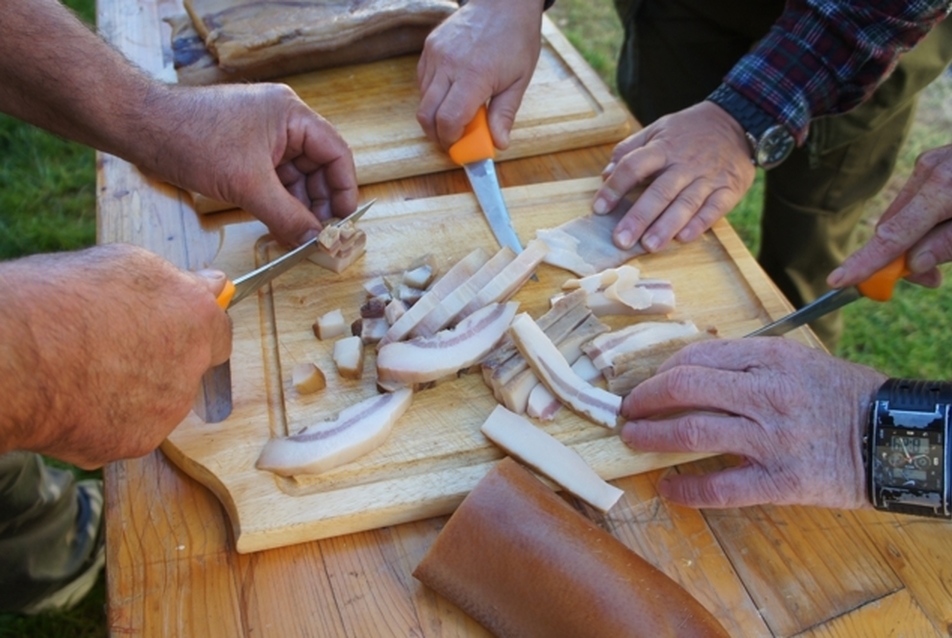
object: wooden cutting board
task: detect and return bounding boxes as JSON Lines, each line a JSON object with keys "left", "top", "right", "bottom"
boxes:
{"left": 163, "top": 176, "right": 821, "bottom": 553}
{"left": 192, "top": 16, "right": 632, "bottom": 212}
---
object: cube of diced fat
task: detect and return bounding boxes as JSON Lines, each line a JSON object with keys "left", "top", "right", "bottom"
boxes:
{"left": 292, "top": 362, "right": 326, "bottom": 394}
{"left": 314, "top": 308, "right": 348, "bottom": 340}
{"left": 333, "top": 335, "right": 364, "bottom": 379}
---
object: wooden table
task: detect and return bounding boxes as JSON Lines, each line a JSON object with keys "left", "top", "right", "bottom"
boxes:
{"left": 98, "top": 2, "right": 952, "bottom": 636}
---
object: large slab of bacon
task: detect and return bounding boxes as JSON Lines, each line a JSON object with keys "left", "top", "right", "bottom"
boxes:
{"left": 413, "top": 457, "right": 730, "bottom": 638}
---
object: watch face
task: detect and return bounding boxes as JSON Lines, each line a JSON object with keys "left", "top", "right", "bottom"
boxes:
{"left": 874, "top": 427, "right": 945, "bottom": 491}
{"left": 755, "top": 125, "right": 794, "bottom": 169}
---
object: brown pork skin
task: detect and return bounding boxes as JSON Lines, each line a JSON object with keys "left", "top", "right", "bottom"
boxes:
{"left": 413, "top": 458, "right": 729, "bottom": 638}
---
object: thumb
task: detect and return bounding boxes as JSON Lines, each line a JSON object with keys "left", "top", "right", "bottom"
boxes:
{"left": 195, "top": 268, "right": 228, "bottom": 297}
{"left": 487, "top": 88, "right": 525, "bottom": 150}
{"left": 193, "top": 268, "right": 233, "bottom": 365}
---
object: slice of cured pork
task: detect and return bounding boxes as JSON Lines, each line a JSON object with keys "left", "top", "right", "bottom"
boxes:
{"left": 480, "top": 405, "right": 623, "bottom": 512}
{"left": 535, "top": 200, "right": 647, "bottom": 276}
{"left": 508, "top": 313, "right": 621, "bottom": 429}
{"left": 377, "top": 302, "right": 519, "bottom": 385}
{"left": 256, "top": 388, "right": 413, "bottom": 476}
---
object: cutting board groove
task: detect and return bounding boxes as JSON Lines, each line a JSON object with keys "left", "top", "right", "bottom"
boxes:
{"left": 192, "top": 16, "right": 632, "bottom": 212}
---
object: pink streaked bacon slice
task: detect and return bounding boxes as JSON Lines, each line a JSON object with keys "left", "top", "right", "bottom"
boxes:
{"left": 508, "top": 313, "right": 620, "bottom": 429}
{"left": 256, "top": 388, "right": 413, "bottom": 477}
{"left": 378, "top": 248, "right": 489, "bottom": 347}
{"left": 412, "top": 246, "right": 517, "bottom": 338}
{"left": 377, "top": 302, "right": 519, "bottom": 385}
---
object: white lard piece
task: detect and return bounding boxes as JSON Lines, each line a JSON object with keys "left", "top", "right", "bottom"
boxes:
{"left": 256, "top": 388, "right": 413, "bottom": 477}
{"left": 480, "top": 405, "right": 623, "bottom": 512}
{"left": 535, "top": 201, "right": 647, "bottom": 276}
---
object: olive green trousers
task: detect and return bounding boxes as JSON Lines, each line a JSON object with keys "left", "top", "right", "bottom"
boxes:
{"left": 613, "top": 0, "right": 952, "bottom": 347}
{"left": 0, "top": 452, "right": 97, "bottom": 613}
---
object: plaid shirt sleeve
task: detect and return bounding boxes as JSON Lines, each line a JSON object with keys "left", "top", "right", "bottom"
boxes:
{"left": 722, "top": 0, "right": 952, "bottom": 144}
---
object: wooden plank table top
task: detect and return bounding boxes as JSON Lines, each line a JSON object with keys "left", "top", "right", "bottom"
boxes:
{"left": 97, "top": 1, "right": 952, "bottom": 636}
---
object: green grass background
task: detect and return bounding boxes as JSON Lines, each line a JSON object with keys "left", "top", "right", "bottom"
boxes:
{"left": 2, "top": 0, "right": 949, "bottom": 635}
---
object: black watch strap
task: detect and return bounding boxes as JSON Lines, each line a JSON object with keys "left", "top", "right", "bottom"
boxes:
{"left": 875, "top": 378, "right": 952, "bottom": 411}
{"left": 707, "top": 84, "right": 775, "bottom": 139}
{"left": 706, "top": 84, "right": 794, "bottom": 170}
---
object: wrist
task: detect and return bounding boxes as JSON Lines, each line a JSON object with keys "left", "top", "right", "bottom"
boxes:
{"left": 706, "top": 84, "right": 794, "bottom": 170}
{"left": 0, "top": 257, "right": 60, "bottom": 454}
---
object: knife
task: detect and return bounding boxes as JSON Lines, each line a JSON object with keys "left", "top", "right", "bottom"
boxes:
{"left": 195, "top": 199, "right": 374, "bottom": 424}
{"left": 449, "top": 105, "right": 525, "bottom": 254}
{"left": 215, "top": 199, "right": 375, "bottom": 310}
{"left": 746, "top": 254, "right": 911, "bottom": 338}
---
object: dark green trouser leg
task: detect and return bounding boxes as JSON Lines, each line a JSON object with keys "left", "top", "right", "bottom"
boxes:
{"left": 0, "top": 452, "right": 86, "bottom": 612}
{"left": 762, "top": 18, "right": 952, "bottom": 347}
{"left": 614, "top": 0, "right": 952, "bottom": 348}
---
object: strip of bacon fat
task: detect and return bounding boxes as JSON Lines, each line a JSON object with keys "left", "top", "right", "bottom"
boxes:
{"left": 378, "top": 248, "right": 488, "bottom": 347}
{"left": 377, "top": 302, "right": 519, "bottom": 385}
{"left": 480, "top": 405, "right": 623, "bottom": 512}
{"left": 584, "top": 321, "right": 698, "bottom": 374}
{"left": 526, "top": 355, "right": 601, "bottom": 421}
{"left": 508, "top": 313, "right": 620, "bottom": 429}
{"left": 256, "top": 388, "right": 413, "bottom": 477}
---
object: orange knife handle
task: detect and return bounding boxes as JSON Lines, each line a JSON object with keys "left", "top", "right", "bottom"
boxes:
{"left": 856, "top": 255, "right": 911, "bottom": 302}
{"left": 216, "top": 279, "right": 236, "bottom": 310}
{"left": 448, "top": 105, "right": 495, "bottom": 165}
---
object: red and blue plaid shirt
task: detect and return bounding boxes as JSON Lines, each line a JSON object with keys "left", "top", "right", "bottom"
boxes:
{"left": 723, "top": 0, "right": 952, "bottom": 144}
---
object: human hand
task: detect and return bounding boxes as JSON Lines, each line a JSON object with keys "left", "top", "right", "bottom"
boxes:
{"left": 139, "top": 83, "right": 358, "bottom": 248}
{"left": 416, "top": 0, "right": 543, "bottom": 149}
{"left": 592, "top": 101, "right": 756, "bottom": 252}
{"left": 620, "top": 338, "right": 886, "bottom": 510}
{"left": 1, "top": 244, "right": 232, "bottom": 468}
{"left": 828, "top": 143, "right": 952, "bottom": 291}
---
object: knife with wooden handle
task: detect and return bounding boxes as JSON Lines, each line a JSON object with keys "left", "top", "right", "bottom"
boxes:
{"left": 747, "top": 254, "right": 911, "bottom": 338}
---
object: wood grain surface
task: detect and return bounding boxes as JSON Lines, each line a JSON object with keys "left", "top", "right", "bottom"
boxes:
{"left": 99, "top": 1, "right": 952, "bottom": 635}
{"left": 190, "top": 15, "right": 632, "bottom": 213}
{"left": 162, "top": 177, "right": 817, "bottom": 553}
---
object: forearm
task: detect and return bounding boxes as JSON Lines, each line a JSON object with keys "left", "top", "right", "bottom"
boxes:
{"left": 0, "top": 254, "right": 82, "bottom": 455}
{"left": 719, "top": 0, "right": 950, "bottom": 143}
{"left": 0, "top": 0, "right": 174, "bottom": 168}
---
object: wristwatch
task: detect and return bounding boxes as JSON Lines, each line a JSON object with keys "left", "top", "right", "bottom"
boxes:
{"left": 865, "top": 378, "right": 952, "bottom": 518}
{"left": 706, "top": 84, "right": 795, "bottom": 170}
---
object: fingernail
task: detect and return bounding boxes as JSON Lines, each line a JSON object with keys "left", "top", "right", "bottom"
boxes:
{"left": 642, "top": 234, "right": 659, "bottom": 252}
{"left": 827, "top": 267, "right": 845, "bottom": 287}
{"left": 196, "top": 268, "right": 225, "bottom": 282}
{"left": 602, "top": 162, "right": 615, "bottom": 175}
{"left": 619, "top": 422, "right": 638, "bottom": 446}
{"left": 616, "top": 228, "right": 634, "bottom": 250}
{"left": 910, "top": 251, "right": 937, "bottom": 273}
{"left": 593, "top": 197, "right": 610, "bottom": 215}
{"left": 297, "top": 228, "right": 319, "bottom": 245}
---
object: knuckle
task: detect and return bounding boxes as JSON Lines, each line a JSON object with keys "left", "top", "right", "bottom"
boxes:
{"left": 671, "top": 415, "right": 708, "bottom": 451}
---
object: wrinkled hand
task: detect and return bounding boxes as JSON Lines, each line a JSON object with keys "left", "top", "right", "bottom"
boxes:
{"left": 142, "top": 83, "right": 358, "bottom": 248}
{"left": 828, "top": 143, "right": 952, "bottom": 290}
{"left": 416, "top": 0, "right": 543, "bottom": 149}
{"left": 593, "top": 102, "right": 756, "bottom": 252}
{"left": 620, "top": 338, "right": 886, "bottom": 510}
{"left": 2, "top": 244, "right": 232, "bottom": 468}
